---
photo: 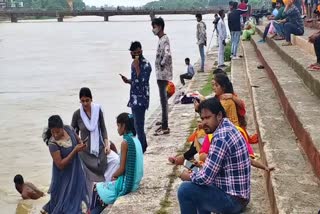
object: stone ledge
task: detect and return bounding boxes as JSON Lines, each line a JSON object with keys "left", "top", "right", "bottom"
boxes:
{"left": 242, "top": 39, "right": 320, "bottom": 213}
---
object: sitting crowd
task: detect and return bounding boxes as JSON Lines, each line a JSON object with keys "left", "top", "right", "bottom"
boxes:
{"left": 168, "top": 68, "right": 274, "bottom": 213}
{"left": 259, "top": 0, "right": 305, "bottom": 46}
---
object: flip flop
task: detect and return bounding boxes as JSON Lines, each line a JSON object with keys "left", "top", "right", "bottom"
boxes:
{"left": 308, "top": 65, "right": 320, "bottom": 71}
{"left": 257, "top": 65, "right": 264, "bottom": 69}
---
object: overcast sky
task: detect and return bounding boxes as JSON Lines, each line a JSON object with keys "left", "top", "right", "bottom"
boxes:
{"left": 84, "top": 0, "right": 154, "bottom": 7}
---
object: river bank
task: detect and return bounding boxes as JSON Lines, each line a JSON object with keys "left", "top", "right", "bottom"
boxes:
{"left": 102, "top": 47, "right": 219, "bottom": 214}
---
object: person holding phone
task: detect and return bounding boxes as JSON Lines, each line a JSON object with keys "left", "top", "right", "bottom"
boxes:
{"left": 120, "top": 41, "right": 152, "bottom": 153}
{"left": 71, "top": 87, "right": 120, "bottom": 204}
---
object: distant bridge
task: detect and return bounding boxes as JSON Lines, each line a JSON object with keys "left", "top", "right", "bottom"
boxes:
{"left": 0, "top": 8, "right": 224, "bottom": 22}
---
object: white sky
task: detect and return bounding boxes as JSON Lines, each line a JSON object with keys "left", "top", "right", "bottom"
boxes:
{"left": 84, "top": 0, "right": 154, "bottom": 7}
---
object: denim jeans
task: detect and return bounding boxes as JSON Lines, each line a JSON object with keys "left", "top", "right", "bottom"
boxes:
{"left": 284, "top": 22, "right": 304, "bottom": 42}
{"left": 157, "top": 80, "right": 168, "bottom": 129}
{"left": 178, "top": 181, "right": 248, "bottom": 214}
{"left": 230, "top": 31, "right": 241, "bottom": 57}
{"left": 132, "top": 106, "right": 147, "bottom": 153}
{"left": 198, "top": 44, "right": 205, "bottom": 71}
{"left": 273, "top": 22, "right": 285, "bottom": 37}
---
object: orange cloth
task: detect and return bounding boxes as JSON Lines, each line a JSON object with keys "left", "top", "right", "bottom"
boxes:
{"left": 187, "top": 128, "right": 206, "bottom": 152}
{"left": 220, "top": 99, "right": 240, "bottom": 127}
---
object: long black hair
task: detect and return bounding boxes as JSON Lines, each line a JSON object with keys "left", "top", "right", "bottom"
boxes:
{"left": 43, "top": 115, "right": 64, "bottom": 145}
{"left": 214, "top": 73, "right": 234, "bottom": 94}
{"left": 116, "top": 113, "right": 136, "bottom": 136}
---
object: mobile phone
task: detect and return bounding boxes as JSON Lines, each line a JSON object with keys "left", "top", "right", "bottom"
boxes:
{"left": 183, "top": 160, "right": 199, "bottom": 173}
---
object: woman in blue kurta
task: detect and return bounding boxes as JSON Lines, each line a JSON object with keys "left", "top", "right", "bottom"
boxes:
{"left": 41, "top": 115, "right": 89, "bottom": 214}
{"left": 90, "top": 113, "right": 144, "bottom": 214}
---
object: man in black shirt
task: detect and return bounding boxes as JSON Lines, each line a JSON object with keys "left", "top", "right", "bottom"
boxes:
{"left": 228, "top": 1, "right": 248, "bottom": 59}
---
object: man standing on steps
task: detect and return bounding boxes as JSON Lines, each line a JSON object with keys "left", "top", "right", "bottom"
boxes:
{"left": 217, "top": 9, "right": 227, "bottom": 68}
{"left": 152, "top": 17, "right": 172, "bottom": 136}
{"left": 120, "top": 41, "right": 152, "bottom": 153}
{"left": 228, "top": 1, "right": 248, "bottom": 59}
{"left": 196, "top": 14, "right": 207, "bottom": 72}
{"left": 178, "top": 98, "right": 251, "bottom": 214}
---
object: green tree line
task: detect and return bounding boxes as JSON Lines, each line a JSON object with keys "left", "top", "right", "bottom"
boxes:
{"left": 21, "top": 0, "right": 86, "bottom": 10}
{"left": 144, "top": 0, "right": 268, "bottom": 9}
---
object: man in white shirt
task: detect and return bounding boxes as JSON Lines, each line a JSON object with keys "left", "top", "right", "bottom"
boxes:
{"left": 217, "top": 10, "right": 227, "bottom": 68}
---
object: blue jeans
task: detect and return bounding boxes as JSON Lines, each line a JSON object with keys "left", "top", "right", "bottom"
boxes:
{"left": 178, "top": 181, "right": 248, "bottom": 214}
{"left": 132, "top": 106, "right": 147, "bottom": 153}
{"left": 284, "top": 22, "right": 304, "bottom": 42}
{"left": 198, "top": 44, "right": 205, "bottom": 71}
{"left": 230, "top": 31, "right": 241, "bottom": 57}
{"left": 273, "top": 22, "right": 285, "bottom": 37}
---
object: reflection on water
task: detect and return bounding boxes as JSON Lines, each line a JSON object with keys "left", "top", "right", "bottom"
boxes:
{"left": 0, "top": 15, "right": 215, "bottom": 213}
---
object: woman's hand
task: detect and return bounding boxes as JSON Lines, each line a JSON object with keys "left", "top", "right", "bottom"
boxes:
{"left": 74, "top": 143, "right": 86, "bottom": 153}
{"left": 193, "top": 99, "right": 200, "bottom": 112}
{"left": 111, "top": 175, "right": 117, "bottom": 181}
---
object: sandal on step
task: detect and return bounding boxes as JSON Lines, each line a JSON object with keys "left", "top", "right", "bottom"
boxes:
{"left": 281, "top": 42, "right": 292, "bottom": 46}
{"left": 154, "top": 128, "right": 170, "bottom": 136}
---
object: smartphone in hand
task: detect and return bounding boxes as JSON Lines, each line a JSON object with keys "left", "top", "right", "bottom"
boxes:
{"left": 184, "top": 160, "right": 199, "bottom": 173}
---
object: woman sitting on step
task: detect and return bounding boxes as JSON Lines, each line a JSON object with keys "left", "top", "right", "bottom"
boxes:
{"left": 90, "top": 113, "right": 144, "bottom": 214}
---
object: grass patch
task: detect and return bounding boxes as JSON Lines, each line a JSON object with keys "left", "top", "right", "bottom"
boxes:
{"left": 199, "top": 73, "right": 213, "bottom": 97}
{"left": 224, "top": 42, "right": 232, "bottom": 62}
{"left": 225, "top": 65, "right": 231, "bottom": 74}
{"left": 156, "top": 77, "right": 212, "bottom": 213}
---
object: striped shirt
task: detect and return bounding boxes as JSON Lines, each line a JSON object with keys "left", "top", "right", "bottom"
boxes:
{"left": 191, "top": 118, "right": 251, "bottom": 200}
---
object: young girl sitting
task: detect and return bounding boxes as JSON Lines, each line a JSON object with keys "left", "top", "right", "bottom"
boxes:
{"left": 90, "top": 113, "right": 144, "bottom": 214}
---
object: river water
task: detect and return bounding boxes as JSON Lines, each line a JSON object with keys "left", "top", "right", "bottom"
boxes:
{"left": 0, "top": 14, "right": 215, "bottom": 213}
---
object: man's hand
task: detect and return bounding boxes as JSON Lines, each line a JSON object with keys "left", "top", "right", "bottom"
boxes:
{"left": 180, "top": 170, "right": 192, "bottom": 181}
{"left": 120, "top": 74, "right": 130, "bottom": 84}
{"left": 104, "top": 139, "right": 111, "bottom": 154}
{"left": 278, "top": 19, "right": 286, "bottom": 23}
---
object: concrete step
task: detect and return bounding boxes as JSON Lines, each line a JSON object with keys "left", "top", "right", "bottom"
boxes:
{"left": 255, "top": 25, "right": 320, "bottom": 100}
{"left": 231, "top": 49, "right": 271, "bottom": 214}
{"left": 250, "top": 32, "right": 320, "bottom": 179}
{"left": 241, "top": 40, "right": 320, "bottom": 213}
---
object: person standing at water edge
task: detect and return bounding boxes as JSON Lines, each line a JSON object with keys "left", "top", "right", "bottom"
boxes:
{"left": 71, "top": 87, "right": 120, "bottom": 202}
{"left": 217, "top": 10, "right": 227, "bottom": 68}
{"left": 42, "top": 115, "right": 89, "bottom": 213}
{"left": 178, "top": 98, "right": 251, "bottom": 214}
{"left": 196, "top": 14, "right": 207, "bottom": 72}
{"left": 120, "top": 41, "right": 152, "bottom": 153}
{"left": 152, "top": 17, "right": 173, "bottom": 136}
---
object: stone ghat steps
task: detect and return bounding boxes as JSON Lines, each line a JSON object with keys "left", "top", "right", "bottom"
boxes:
{"left": 241, "top": 38, "right": 320, "bottom": 213}
{"left": 231, "top": 49, "right": 271, "bottom": 214}
{"left": 255, "top": 25, "right": 320, "bottom": 100}
{"left": 251, "top": 29, "right": 320, "bottom": 180}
